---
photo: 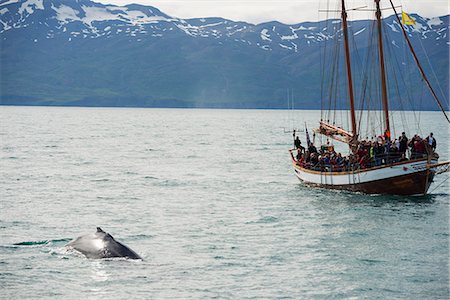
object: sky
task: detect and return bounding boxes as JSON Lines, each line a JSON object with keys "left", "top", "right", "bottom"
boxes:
{"left": 96, "top": 0, "right": 450, "bottom": 24}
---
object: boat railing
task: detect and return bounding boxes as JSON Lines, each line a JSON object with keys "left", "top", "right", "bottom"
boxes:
{"left": 289, "top": 148, "right": 429, "bottom": 173}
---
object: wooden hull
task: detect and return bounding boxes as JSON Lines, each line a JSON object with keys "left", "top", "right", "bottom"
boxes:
{"left": 292, "top": 159, "right": 436, "bottom": 196}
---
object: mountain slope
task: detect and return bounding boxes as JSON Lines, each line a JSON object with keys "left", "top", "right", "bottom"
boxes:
{"left": 1, "top": 0, "right": 448, "bottom": 109}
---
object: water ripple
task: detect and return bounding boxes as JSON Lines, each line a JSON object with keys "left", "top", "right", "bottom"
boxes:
{"left": 0, "top": 107, "right": 448, "bottom": 299}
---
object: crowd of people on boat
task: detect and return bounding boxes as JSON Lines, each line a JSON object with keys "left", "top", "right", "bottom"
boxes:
{"left": 292, "top": 131, "right": 437, "bottom": 172}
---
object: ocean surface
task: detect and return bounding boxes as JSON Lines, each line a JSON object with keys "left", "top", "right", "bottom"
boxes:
{"left": 0, "top": 106, "right": 449, "bottom": 299}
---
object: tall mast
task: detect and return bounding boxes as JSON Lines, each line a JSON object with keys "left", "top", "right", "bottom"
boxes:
{"left": 375, "top": 0, "right": 390, "bottom": 136}
{"left": 341, "top": 0, "right": 357, "bottom": 139}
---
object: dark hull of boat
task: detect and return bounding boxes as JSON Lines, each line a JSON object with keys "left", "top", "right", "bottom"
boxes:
{"left": 301, "top": 169, "right": 434, "bottom": 196}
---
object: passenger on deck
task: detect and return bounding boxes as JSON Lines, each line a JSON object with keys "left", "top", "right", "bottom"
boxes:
{"left": 295, "top": 137, "right": 305, "bottom": 154}
{"left": 368, "top": 142, "right": 375, "bottom": 166}
{"left": 383, "top": 129, "right": 391, "bottom": 141}
{"left": 356, "top": 144, "right": 368, "bottom": 168}
{"left": 296, "top": 151, "right": 305, "bottom": 166}
{"left": 394, "top": 138, "right": 400, "bottom": 151}
{"left": 336, "top": 153, "right": 344, "bottom": 171}
{"left": 295, "top": 128, "right": 431, "bottom": 172}
{"left": 349, "top": 154, "right": 358, "bottom": 170}
{"left": 427, "top": 132, "right": 436, "bottom": 151}
{"left": 308, "top": 144, "right": 317, "bottom": 154}
{"left": 399, "top": 132, "right": 408, "bottom": 154}
{"left": 408, "top": 135, "right": 416, "bottom": 155}
{"left": 304, "top": 151, "right": 310, "bottom": 165}
{"left": 323, "top": 153, "right": 331, "bottom": 171}
{"left": 296, "top": 149, "right": 303, "bottom": 161}
{"left": 373, "top": 141, "right": 383, "bottom": 166}
{"left": 383, "top": 139, "right": 391, "bottom": 160}
{"left": 388, "top": 142, "right": 400, "bottom": 163}
{"left": 310, "top": 152, "right": 319, "bottom": 168}
{"left": 292, "top": 130, "right": 296, "bottom": 148}
{"left": 412, "top": 137, "right": 426, "bottom": 159}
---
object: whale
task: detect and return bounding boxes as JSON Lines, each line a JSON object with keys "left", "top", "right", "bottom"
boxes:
{"left": 66, "top": 227, "right": 142, "bottom": 259}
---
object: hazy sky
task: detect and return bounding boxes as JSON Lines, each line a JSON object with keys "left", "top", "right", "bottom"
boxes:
{"left": 96, "top": 0, "right": 450, "bottom": 24}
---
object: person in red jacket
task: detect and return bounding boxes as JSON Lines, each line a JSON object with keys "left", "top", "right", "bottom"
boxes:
{"left": 413, "top": 138, "right": 426, "bottom": 159}
{"left": 356, "top": 145, "right": 368, "bottom": 168}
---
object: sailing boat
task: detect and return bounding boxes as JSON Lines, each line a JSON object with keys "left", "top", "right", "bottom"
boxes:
{"left": 289, "top": 0, "right": 449, "bottom": 196}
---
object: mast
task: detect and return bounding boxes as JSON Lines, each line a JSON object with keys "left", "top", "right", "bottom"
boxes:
{"left": 341, "top": 0, "right": 358, "bottom": 139}
{"left": 374, "top": 0, "right": 390, "bottom": 136}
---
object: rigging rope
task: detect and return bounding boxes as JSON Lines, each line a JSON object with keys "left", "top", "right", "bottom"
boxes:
{"left": 388, "top": 0, "right": 450, "bottom": 123}
{"left": 415, "top": 26, "right": 448, "bottom": 102}
{"left": 428, "top": 174, "right": 450, "bottom": 195}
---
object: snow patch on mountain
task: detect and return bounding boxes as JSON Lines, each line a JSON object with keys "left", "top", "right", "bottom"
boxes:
{"left": 260, "top": 28, "right": 271, "bottom": 41}
{"left": 0, "top": 18, "right": 11, "bottom": 31}
{"left": 281, "top": 26, "right": 299, "bottom": 40}
{"left": 51, "top": 3, "right": 173, "bottom": 27}
{"left": 281, "top": 34, "right": 296, "bottom": 40}
{"left": 176, "top": 23, "right": 198, "bottom": 37}
{"left": 427, "top": 17, "right": 443, "bottom": 27}
{"left": 52, "top": 4, "right": 80, "bottom": 24}
{"left": 0, "top": 0, "right": 447, "bottom": 53}
{"left": 18, "top": 0, "right": 43, "bottom": 17}
{"left": 1, "top": 0, "right": 20, "bottom": 6}
{"left": 316, "top": 32, "right": 331, "bottom": 41}
{"left": 123, "top": 8, "right": 170, "bottom": 25}
{"left": 279, "top": 43, "right": 293, "bottom": 50}
{"left": 199, "top": 21, "right": 224, "bottom": 28}
{"left": 291, "top": 42, "right": 298, "bottom": 52}
{"left": 226, "top": 25, "right": 246, "bottom": 36}
{"left": 387, "top": 22, "right": 399, "bottom": 33}
{"left": 409, "top": 21, "right": 426, "bottom": 33}
{"left": 82, "top": 6, "right": 121, "bottom": 26}
{"left": 354, "top": 28, "right": 365, "bottom": 36}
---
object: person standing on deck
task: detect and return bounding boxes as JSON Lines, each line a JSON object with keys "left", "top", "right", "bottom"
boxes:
{"left": 427, "top": 133, "right": 437, "bottom": 151}
{"left": 292, "top": 130, "right": 296, "bottom": 148}
{"left": 399, "top": 132, "right": 408, "bottom": 154}
{"left": 294, "top": 136, "right": 303, "bottom": 150}
{"left": 383, "top": 129, "right": 391, "bottom": 142}
{"left": 308, "top": 143, "right": 317, "bottom": 154}
{"left": 413, "top": 137, "right": 426, "bottom": 159}
{"left": 373, "top": 141, "right": 383, "bottom": 166}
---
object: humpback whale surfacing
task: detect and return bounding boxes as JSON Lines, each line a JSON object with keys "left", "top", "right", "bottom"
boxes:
{"left": 67, "top": 227, "right": 141, "bottom": 259}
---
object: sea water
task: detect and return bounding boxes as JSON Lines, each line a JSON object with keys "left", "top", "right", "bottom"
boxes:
{"left": 0, "top": 106, "right": 448, "bottom": 299}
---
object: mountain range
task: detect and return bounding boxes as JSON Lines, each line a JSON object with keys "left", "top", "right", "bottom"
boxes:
{"left": 0, "top": 0, "right": 448, "bottom": 109}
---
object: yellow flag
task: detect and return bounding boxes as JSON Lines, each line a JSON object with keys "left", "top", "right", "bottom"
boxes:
{"left": 402, "top": 11, "right": 416, "bottom": 25}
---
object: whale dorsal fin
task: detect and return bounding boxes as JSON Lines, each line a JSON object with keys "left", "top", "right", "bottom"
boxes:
{"left": 97, "top": 227, "right": 104, "bottom": 233}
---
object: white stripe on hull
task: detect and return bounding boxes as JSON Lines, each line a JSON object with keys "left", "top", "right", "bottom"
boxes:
{"left": 293, "top": 159, "right": 436, "bottom": 186}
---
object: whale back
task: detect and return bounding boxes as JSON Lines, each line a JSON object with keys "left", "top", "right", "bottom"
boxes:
{"left": 67, "top": 227, "right": 141, "bottom": 259}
